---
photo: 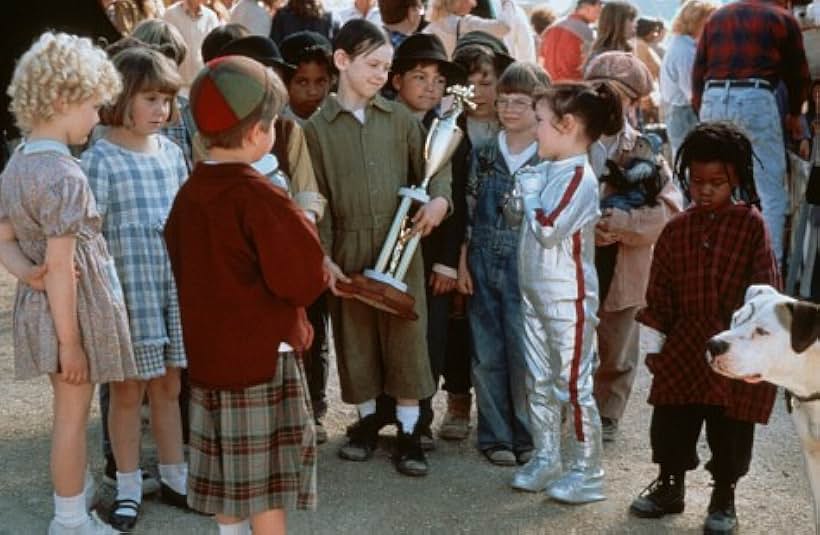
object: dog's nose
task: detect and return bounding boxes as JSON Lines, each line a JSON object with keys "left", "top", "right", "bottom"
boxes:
{"left": 706, "top": 338, "right": 729, "bottom": 358}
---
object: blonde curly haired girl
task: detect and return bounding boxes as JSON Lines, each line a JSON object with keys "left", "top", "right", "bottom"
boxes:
{"left": 8, "top": 31, "right": 121, "bottom": 134}
{"left": 1, "top": 31, "right": 137, "bottom": 535}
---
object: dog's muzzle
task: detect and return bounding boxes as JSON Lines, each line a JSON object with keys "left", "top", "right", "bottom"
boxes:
{"left": 705, "top": 338, "right": 729, "bottom": 360}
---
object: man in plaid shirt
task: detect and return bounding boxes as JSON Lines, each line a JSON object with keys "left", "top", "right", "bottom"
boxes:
{"left": 691, "top": 0, "right": 810, "bottom": 267}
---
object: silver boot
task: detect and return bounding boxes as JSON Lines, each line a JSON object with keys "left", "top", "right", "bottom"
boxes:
{"left": 512, "top": 375, "right": 562, "bottom": 492}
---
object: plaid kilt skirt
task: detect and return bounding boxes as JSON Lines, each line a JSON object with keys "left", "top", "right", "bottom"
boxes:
{"left": 187, "top": 352, "right": 317, "bottom": 517}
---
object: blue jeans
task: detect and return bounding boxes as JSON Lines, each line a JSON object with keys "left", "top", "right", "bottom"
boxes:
{"left": 664, "top": 104, "right": 698, "bottom": 162}
{"left": 700, "top": 84, "right": 787, "bottom": 264}
{"left": 468, "top": 245, "right": 532, "bottom": 453}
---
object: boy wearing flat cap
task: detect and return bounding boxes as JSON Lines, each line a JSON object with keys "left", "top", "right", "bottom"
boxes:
{"left": 164, "top": 56, "right": 327, "bottom": 535}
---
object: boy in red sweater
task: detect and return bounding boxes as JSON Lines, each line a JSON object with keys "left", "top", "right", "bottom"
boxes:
{"left": 164, "top": 56, "right": 327, "bottom": 535}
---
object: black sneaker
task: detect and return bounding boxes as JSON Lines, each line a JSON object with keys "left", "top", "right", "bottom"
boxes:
{"left": 704, "top": 482, "right": 738, "bottom": 534}
{"left": 102, "top": 457, "right": 160, "bottom": 496}
{"left": 338, "top": 414, "right": 381, "bottom": 462}
{"left": 629, "top": 473, "right": 685, "bottom": 518}
{"left": 393, "top": 424, "right": 428, "bottom": 477}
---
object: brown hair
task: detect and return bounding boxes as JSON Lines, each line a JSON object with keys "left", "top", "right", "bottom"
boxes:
{"left": 530, "top": 6, "right": 557, "bottom": 36}
{"left": 289, "top": 0, "right": 324, "bottom": 19}
{"left": 452, "top": 45, "right": 500, "bottom": 77}
{"left": 131, "top": 18, "right": 188, "bottom": 66}
{"left": 534, "top": 81, "right": 623, "bottom": 142}
{"left": 379, "top": 0, "right": 421, "bottom": 24}
{"left": 100, "top": 45, "right": 182, "bottom": 127}
{"left": 199, "top": 70, "right": 288, "bottom": 150}
{"left": 497, "top": 62, "right": 551, "bottom": 96}
{"left": 589, "top": 1, "right": 638, "bottom": 55}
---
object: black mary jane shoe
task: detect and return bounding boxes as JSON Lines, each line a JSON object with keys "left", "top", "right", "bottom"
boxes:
{"left": 109, "top": 498, "right": 140, "bottom": 533}
{"left": 160, "top": 482, "right": 191, "bottom": 510}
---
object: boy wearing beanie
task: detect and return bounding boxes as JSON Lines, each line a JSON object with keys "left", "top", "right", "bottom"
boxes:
{"left": 164, "top": 56, "right": 327, "bottom": 535}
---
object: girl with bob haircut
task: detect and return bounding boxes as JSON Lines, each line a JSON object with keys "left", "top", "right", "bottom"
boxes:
{"left": 81, "top": 44, "right": 189, "bottom": 532}
{"left": 504, "top": 81, "right": 622, "bottom": 504}
{"left": 303, "top": 19, "right": 452, "bottom": 477}
{"left": 587, "top": 1, "right": 639, "bottom": 63}
{"left": 1, "top": 31, "right": 135, "bottom": 535}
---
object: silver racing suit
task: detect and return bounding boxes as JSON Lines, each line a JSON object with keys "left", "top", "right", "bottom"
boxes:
{"left": 504, "top": 154, "right": 605, "bottom": 504}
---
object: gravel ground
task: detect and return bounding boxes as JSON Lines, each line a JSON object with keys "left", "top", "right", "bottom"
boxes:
{"left": 0, "top": 267, "right": 814, "bottom": 534}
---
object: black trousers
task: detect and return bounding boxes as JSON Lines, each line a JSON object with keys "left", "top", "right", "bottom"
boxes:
{"left": 650, "top": 404, "right": 755, "bottom": 483}
{"left": 306, "top": 293, "right": 330, "bottom": 420}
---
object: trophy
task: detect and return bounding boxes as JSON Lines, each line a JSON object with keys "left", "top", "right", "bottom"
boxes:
{"left": 336, "top": 85, "right": 476, "bottom": 320}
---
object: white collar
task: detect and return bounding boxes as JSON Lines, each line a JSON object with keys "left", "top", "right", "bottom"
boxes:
{"left": 22, "top": 139, "right": 71, "bottom": 156}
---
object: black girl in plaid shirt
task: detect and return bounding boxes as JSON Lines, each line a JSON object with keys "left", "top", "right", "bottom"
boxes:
{"left": 630, "top": 122, "right": 780, "bottom": 535}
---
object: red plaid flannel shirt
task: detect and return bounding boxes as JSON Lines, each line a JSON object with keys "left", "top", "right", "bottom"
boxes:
{"left": 691, "top": 0, "right": 810, "bottom": 115}
{"left": 637, "top": 204, "right": 780, "bottom": 424}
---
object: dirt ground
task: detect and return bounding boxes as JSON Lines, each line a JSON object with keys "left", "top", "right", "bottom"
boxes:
{"left": 0, "top": 267, "right": 815, "bottom": 534}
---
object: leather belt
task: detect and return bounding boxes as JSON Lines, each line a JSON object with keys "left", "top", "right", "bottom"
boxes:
{"left": 705, "top": 79, "right": 774, "bottom": 92}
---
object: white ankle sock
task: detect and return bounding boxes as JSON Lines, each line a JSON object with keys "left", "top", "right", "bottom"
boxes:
{"left": 396, "top": 405, "right": 420, "bottom": 433}
{"left": 115, "top": 469, "right": 143, "bottom": 517}
{"left": 357, "top": 399, "right": 376, "bottom": 418}
{"left": 159, "top": 463, "right": 188, "bottom": 495}
{"left": 218, "top": 519, "right": 250, "bottom": 535}
{"left": 54, "top": 491, "right": 87, "bottom": 528}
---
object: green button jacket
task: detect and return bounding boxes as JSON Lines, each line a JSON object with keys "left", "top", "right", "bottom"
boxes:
{"left": 303, "top": 94, "right": 453, "bottom": 403}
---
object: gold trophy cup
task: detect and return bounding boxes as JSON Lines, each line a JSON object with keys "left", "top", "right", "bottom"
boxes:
{"left": 336, "top": 85, "right": 476, "bottom": 320}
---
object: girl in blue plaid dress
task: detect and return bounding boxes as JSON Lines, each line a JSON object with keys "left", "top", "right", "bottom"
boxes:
{"left": 81, "top": 44, "right": 189, "bottom": 532}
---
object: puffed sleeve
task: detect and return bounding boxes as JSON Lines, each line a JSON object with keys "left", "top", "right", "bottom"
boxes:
{"left": 39, "top": 171, "right": 91, "bottom": 238}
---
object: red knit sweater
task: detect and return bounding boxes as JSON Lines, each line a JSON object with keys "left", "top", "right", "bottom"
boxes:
{"left": 165, "top": 162, "right": 327, "bottom": 390}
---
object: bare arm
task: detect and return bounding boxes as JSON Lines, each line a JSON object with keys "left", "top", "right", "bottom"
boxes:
{"left": 44, "top": 236, "right": 87, "bottom": 384}
{"left": 0, "top": 221, "right": 47, "bottom": 289}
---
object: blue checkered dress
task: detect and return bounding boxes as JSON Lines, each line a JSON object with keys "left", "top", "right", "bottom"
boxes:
{"left": 81, "top": 136, "right": 187, "bottom": 379}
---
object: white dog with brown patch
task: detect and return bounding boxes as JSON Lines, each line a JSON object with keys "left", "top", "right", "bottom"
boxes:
{"left": 706, "top": 285, "right": 820, "bottom": 533}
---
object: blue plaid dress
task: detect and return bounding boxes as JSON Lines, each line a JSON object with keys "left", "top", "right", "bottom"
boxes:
{"left": 81, "top": 136, "right": 187, "bottom": 379}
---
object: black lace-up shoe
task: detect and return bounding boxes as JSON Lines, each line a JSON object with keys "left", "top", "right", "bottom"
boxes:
{"left": 630, "top": 473, "right": 685, "bottom": 518}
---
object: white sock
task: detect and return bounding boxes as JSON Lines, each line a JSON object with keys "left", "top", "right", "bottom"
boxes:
{"left": 357, "top": 399, "right": 376, "bottom": 418}
{"left": 159, "top": 463, "right": 188, "bottom": 495}
{"left": 115, "top": 469, "right": 142, "bottom": 517}
{"left": 218, "top": 519, "right": 250, "bottom": 535}
{"left": 396, "top": 405, "right": 420, "bottom": 434}
{"left": 54, "top": 491, "right": 88, "bottom": 528}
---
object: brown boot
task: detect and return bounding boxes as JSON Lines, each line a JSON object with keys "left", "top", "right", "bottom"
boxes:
{"left": 438, "top": 393, "right": 471, "bottom": 440}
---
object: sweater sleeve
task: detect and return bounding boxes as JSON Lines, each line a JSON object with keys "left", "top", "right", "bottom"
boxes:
{"left": 246, "top": 186, "right": 328, "bottom": 307}
{"left": 286, "top": 122, "right": 326, "bottom": 220}
{"left": 636, "top": 225, "right": 674, "bottom": 334}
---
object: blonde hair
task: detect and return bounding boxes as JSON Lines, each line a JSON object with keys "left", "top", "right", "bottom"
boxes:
{"left": 8, "top": 32, "right": 122, "bottom": 134}
{"left": 671, "top": 0, "right": 718, "bottom": 36}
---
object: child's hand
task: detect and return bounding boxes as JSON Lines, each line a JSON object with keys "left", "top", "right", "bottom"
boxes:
{"left": 58, "top": 341, "right": 89, "bottom": 385}
{"left": 324, "top": 256, "right": 353, "bottom": 297}
{"left": 595, "top": 218, "right": 618, "bottom": 246}
{"left": 24, "top": 264, "right": 48, "bottom": 291}
{"left": 412, "top": 197, "right": 448, "bottom": 237}
{"left": 456, "top": 245, "right": 473, "bottom": 295}
{"left": 429, "top": 271, "right": 457, "bottom": 296}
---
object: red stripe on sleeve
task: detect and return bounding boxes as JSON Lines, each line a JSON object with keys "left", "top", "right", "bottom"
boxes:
{"left": 537, "top": 166, "right": 584, "bottom": 227}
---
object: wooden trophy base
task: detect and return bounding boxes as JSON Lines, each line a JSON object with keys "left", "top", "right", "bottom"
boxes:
{"left": 336, "top": 273, "right": 418, "bottom": 320}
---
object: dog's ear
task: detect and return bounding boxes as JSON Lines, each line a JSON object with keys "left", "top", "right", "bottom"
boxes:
{"left": 745, "top": 284, "right": 778, "bottom": 302}
{"left": 784, "top": 302, "right": 820, "bottom": 353}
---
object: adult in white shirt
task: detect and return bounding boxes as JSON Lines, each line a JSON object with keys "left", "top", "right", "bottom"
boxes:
{"left": 659, "top": 0, "right": 717, "bottom": 158}
{"left": 488, "top": 0, "right": 535, "bottom": 62}
{"left": 229, "top": 0, "right": 273, "bottom": 36}
{"left": 335, "top": 0, "right": 383, "bottom": 26}
{"left": 163, "top": 0, "right": 221, "bottom": 95}
{"left": 422, "top": 0, "right": 512, "bottom": 59}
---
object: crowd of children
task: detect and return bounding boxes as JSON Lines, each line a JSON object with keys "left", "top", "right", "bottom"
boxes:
{"left": 0, "top": 5, "right": 815, "bottom": 535}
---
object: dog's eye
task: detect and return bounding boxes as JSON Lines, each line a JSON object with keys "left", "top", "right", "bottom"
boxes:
{"left": 754, "top": 327, "right": 769, "bottom": 336}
